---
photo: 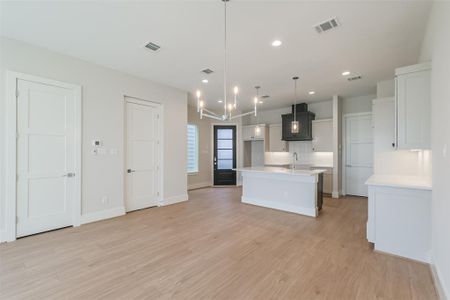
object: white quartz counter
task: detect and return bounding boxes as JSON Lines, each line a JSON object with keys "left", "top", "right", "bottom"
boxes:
{"left": 235, "top": 166, "right": 326, "bottom": 176}
{"left": 365, "top": 174, "right": 432, "bottom": 190}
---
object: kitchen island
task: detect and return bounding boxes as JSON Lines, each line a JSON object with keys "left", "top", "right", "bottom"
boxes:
{"left": 235, "top": 167, "right": 325, "bottom": 217}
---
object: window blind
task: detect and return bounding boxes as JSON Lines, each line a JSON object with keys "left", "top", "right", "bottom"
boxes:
{"left": 187, "top": 124, "right": 199, "bottom": 173}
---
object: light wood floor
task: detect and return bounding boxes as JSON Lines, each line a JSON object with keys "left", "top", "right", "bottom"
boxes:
{"left": 0, "top": 187, "right": 437, "bottom": 299}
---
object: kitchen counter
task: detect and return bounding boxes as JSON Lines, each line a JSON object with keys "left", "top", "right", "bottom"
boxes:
{"left": 236, "top": 166, "right": 324, "bottom": 217}
{"left": 365, "top": 174, "right": 432, "bottom": 190}
{"left": 235, "top": 166, "right": 325, "bottom": 176}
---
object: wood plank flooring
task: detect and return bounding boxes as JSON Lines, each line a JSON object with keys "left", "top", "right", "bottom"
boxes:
{"left": 0, "top": 187, "right": 437, "bottom": 299}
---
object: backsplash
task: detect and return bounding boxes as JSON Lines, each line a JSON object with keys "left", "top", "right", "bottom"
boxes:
{"left": 265, "top": 141, "right": 333, "bottom": 167}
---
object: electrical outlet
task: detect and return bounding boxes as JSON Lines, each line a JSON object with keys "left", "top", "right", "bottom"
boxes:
{"left": 101, "top": 195, "right": 109, "bottom": 204}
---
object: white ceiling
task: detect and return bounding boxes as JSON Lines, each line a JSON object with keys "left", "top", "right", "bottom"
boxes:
{"left": 0, "top": 1, "right": 431, "bottom": 111}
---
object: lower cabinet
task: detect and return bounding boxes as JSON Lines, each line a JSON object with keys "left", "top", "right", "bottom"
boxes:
{"left": 367, "top": 184, "right": 431, "bottom": 263}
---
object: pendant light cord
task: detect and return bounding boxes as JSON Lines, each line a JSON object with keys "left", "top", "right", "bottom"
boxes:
{"left": 294, "top": 77, "right": 298, "bottom": 122}
{"left": 223, "top": 0, "right": 227, "bottom": 116}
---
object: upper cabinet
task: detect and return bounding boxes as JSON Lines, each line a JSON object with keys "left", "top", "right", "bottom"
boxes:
{"left": 242, "top": 124, "right": 267, "bottom": 141}
{"left": 282, "top": 112, "right": 315, "bottom": 141}
{"left": 395, "top": 62, "right": 431, "bottom": 149}
{"left": 268, "top": 124, "right": 288, "bottom": 152}
{"left": 312, "top": 119, "right": 333, "bottom": 152}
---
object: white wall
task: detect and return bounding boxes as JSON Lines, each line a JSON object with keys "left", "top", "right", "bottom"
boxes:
{"left": 0, "top": 37, "right": 188, "bottom": 236}
{"left": 419, "top": 2, "right": 450, "bottom": 298}
{"left": 243, "top": 100, "right": 333, "bottom": 126}
{"left": 376, "top": 79, "right": 395, "bottom": 98}
{"left": 342, "top": 94, "right": 375, "bottom": 115}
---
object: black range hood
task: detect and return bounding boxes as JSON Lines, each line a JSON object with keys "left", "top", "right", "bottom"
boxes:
{"left": 281, "top": 103, "right": 315, "bottom": 141}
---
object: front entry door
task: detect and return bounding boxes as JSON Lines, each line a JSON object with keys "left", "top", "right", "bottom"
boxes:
{"left": 345, "top": 113, "right": 373, "bottom": 197}
{"left": 16, "top": 79, "right": 77, "bottom": 237}
{"left": 213, "top": 125, "right": 237, "bottom": 185}
{"left": 125, "top": 98, "right": 160, "bottom": 212}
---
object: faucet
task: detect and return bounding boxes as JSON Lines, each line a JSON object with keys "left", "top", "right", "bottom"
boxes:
{"left": 291, "top": 152, "right": 298, "bottom": 170}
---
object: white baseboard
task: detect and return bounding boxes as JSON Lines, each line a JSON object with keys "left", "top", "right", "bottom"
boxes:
{"left": 0, "top": 229, "right": 7, "bottom": 243}
{"left": 332, "top": 191, "right": 340, "bottom": 198}
{"left": 431, "top": 261, "right": 448, "bottom": 300}
{"left": 80, "top": 206, "right": 125, "bottom": 225}
{"left": 188, "top": 181, "right": 211, "bottom": 190}
{"left": 241, "top": 196, "right": 317, "bottom": 217}
{"left": 160, "top": 194, "right": 188, "bottom": 206}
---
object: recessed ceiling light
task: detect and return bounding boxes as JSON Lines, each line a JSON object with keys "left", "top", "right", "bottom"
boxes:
{"left": 342, "top": 71, "right": 351, "bottom": 76}
{"left": 218, "top": 100, "right": 223, "bottom": 103}
{"left": 271, "top": 40, "right": 282, "bottom": 47}
{"left": 202, "top": 79, "right": 208, "bottom": 83}
{"left": 308, "top": 91, "right": 315, "bottom": 95}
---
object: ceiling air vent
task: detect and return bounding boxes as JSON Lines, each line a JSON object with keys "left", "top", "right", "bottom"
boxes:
{"left": 261, "top": 95, "right": 270, "bottom": 99}
{"left": 314, "top": 17, "right": 340, "bottom": 33}
{"left": 201, "top": 68, "right": 214, "bottom": 74}
{"left": 347, "top": 75, "right": 362, "bottom": 82}
{"left": 145, "top": 42, "right": 161, "bottom": 51}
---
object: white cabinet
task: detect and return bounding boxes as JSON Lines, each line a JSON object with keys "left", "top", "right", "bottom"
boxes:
{"left": 395, "top": 62, "right": 431, "bottom": 149}
{"left": 242, "top": 124, "right": 266, "bottom": 141}
{"left": 366, "top": 182, "right": 431, "bottom": 263}
{"left": 312, "top": 119, "right": 333, "bottom": 152}
{"left": 268, "top": 124, "right": 288, "bottom": 152}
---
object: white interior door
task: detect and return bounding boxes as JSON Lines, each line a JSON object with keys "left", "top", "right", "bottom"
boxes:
{"left": 16, "top": 79, "right": 77, "bottom": 237}
{"left": 125, "top": 99, "right": 160, "bottom": 212}
{"left": 345, "top": 114, "right": 373, "bottom": 197}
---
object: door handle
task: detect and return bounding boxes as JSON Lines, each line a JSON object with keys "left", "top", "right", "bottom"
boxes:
{"left": 127, "top": 169, "right": 135, "bottom": 173}
{"left": 63, "top": 172, "right": 76, "bottom": 177}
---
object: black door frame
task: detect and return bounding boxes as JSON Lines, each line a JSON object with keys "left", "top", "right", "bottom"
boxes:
{"left": 212, "top": 124, "right": 237, "bottom": 186}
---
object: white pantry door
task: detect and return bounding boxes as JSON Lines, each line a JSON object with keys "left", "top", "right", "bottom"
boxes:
{"left": 345, "top": 114, "right": 373, "bottom": 197}
{"left": 16, "top": 79, "right": 77, "bottom": 237}
{"left": 125, "top": 99, "right": 160, "bottom": 212}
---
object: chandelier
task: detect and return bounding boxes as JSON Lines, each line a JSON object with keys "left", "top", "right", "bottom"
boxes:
{"left": 195, "top": 0, "right": 259, "bottom": 121}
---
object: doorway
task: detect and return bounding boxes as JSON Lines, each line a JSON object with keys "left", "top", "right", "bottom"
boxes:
{"left": 213, "top": 125, "right": 237, "bottom": 186}
{"left": 124, "top": 97, "right": 162, "bottom": 212}
{"left": 5, "top": 72, "right": 81, "bottom": 241}
{"left": 343, "top": 113, "right": 373, "bottom": 197}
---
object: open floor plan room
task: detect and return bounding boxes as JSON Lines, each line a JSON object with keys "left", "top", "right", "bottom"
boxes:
{"left": 0, "top": 188, "right": 437, "bottom": 299}
{"left": 1, "top": 0, "right": 449, "bottom": 299}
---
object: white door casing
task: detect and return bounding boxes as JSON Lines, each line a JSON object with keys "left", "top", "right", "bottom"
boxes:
{"left": 344, "top": 113, "right": 373, "bottom": 197}
{"left": 125, "top": 98, "right": 161, "bottom": 212}
{"left": 5, "top": 72, "right": 81, "bottom": 241}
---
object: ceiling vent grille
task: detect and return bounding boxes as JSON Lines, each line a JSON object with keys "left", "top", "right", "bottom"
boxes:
{"left": 261, "top": 95, "right": 270, "bottom": 99}
{"left": 145, "top": 42, "right": 161, "bottom": 51}
{"left": 347, "top": 75, "right": 362, "bottom": 82}
{"left": 201, "top": 68, "right": 214, "bottom": 74}
{"left": 314, "top": 17, "right": 340, "bottom": 33}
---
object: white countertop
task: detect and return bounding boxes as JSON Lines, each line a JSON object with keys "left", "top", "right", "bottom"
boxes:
{"left": 235, "top": 166, "right": 326, "bottom": 176}
{"left": 365, "top": 174, "right": 432, "bottom": 190}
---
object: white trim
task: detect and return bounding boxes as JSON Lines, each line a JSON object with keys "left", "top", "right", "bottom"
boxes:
{"left": 80, "top": 207, "right": 125, "bottom": 225}
{"left": 242, "top": 196, "right": 317, "bottom": 217}
{"left": 3, "top": 71, "right": 82, "bottom": 242}
{"left": 431, "top": 261, "right": 449, "bottom": 300}
{"left": 188, "top": 181, "right": 212, "bottom": 190}
{"left": 211, "top": 123, "right": 239, "bottom": 186}
{"left": 341, "top": 111, "right": 372, "bottom": 196}
{"left": 123, "top": 96, "right": 164, "bottom": 209}
{"left": 160, "top": 194, "right": 189, "bottom": 206}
